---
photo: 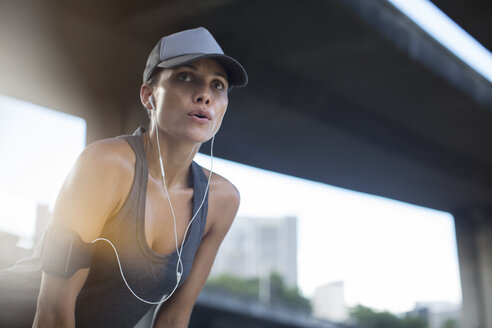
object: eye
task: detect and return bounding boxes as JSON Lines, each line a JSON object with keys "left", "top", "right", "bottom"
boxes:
{"left": 177, "top": 72, "right": 192, "bottom": 82}
{"left": 213, "top": 80, "right": 225, "bottom": 90}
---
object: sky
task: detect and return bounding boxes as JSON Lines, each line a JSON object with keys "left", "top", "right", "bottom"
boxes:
{"left": 0, "top": 95, "right": 86, "bottom": 242}
{"left": 4, "top": 0, "right": 492, "bottom": 314}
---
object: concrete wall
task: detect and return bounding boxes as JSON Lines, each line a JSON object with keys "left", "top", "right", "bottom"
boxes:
{"left": 454, "top": 208, "right": 492, "bottom": 328}
{"left": 0, "top": 0, "right": 132, "bottom": 144}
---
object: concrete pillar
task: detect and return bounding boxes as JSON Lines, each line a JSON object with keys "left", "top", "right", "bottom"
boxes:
{"left": 454, "top": 207, "right": 492, "bottom": 328}
{"left": 0, "top": 0, "right": 129, "bottom": 145}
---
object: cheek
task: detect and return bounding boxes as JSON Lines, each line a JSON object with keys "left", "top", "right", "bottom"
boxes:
{"left": 212, "top": 103, "right": 228, "bottom": 132}
{"left": 215, "top": 101, "right": 228, "bottom": 123}
{"left": 158, "top": 90, "right": 184, "bottom": 116}
{"left": 216, "top": 96, "right": 228, "bottom": 115}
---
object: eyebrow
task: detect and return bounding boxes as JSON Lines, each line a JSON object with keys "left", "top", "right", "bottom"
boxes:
{"left": 181, "top": 64, "right": 228, "bottom": 81}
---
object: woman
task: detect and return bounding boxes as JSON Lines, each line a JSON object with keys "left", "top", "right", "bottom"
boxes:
{"left": 32, "top": 27, "right": 248, "bottom": 327}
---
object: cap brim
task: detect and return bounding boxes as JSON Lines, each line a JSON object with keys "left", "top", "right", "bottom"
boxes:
{"left": 157, "top": 53, "right": 248, "bottom": 88}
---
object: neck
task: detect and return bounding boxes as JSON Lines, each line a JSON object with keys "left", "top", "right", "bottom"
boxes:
{"left": 144, "top": 128, "right": 200, "bottom": 189}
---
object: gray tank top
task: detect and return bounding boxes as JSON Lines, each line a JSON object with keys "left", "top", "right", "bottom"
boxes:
{"left": 75, "top": 126, "right": 209, "bottom": 327}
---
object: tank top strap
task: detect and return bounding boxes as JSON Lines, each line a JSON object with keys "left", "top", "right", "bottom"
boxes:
{"left": 104, "top": 127, "right": 148, "bottom": 236}
{"left": 125, "top": 126, "right": 148, "bottom": 173}
{"left": 126, "top": 126, "right": 149, "bottom": 229}
{"left": 190, "top": 161, "right": 209, "bottom": 244}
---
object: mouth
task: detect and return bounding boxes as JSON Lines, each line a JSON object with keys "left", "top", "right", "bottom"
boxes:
{"left": 189, "top": 109, "right": 212, "bottom": 121}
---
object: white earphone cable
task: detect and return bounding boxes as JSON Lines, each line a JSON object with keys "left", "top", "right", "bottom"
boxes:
{"left": 90, "top": 237, "right": 180, "bottom": 305}
{"left": 90, "top": 102, "right": 214, "bottom": 305}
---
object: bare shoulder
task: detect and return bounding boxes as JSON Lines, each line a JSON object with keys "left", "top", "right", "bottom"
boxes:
{"left": 52, "top": 136, "right": 136, "bottom": 236}
{"left": 200, "top": 166, "right": 240, "bottom": 237}
{"left": 81, "top": 136, "right": 135, "bottom": 172}
{"left": 210, "top": 171, "right": 240, "bottom": 208}
{"left": 65, "top": 136, "right": 136, "bottom": 195}
{"left": 77, "top": 136, "right": 136, "bottom": 208}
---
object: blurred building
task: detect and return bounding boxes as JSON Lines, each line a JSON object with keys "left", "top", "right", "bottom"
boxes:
{"left": 313, "top": 281, "right": 349, "bottom": 323}
{"left": 0, "top": 231, "right": 20, "bottom": 269}
{"left": 211, "top": 216, "right": 298, "bottom": 287}
{"left": 407, "top": 302, "right": 461, "bottom": 328}
{"left": 0, "top": 231, "right": 31, "bottom": 269}
{"left": 0, "top": 203, "right": 51, "bottom": 269}
{"left": 34, "top": 203, "right": 51, "bottom": 245}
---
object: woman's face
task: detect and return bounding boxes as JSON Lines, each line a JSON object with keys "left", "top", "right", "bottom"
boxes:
{"left": 150, "top": 58, "right": 229, "bottom": 144}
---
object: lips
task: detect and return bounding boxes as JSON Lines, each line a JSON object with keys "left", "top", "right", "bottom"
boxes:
{"left": 188, "top": 109, "right": 212, "bottom": 121}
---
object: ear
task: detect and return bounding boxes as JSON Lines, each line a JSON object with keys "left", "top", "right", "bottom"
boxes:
{"left": 140, "top": 84, "right": 154, "bottom": 111}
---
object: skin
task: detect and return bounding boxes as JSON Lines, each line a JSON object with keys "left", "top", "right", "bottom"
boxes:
{"left": 33, "top": 58, "right": 240, "bottom": 327}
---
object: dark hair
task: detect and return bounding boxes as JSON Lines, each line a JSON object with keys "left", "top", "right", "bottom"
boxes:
{"left": 144, "top": 68, "right": 164, "bottom": 119}
{"left": 147, "top": 68, "right": 164, "bottom": 87}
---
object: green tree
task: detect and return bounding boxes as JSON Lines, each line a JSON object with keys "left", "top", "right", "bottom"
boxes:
{"left": 401, "top": 316, "right": 428, "bottom": 328}
{"left": 205, "top": 272, "right": 311, "bottom": 312}
{"left": 205, "top": 274, "right": 259, "bottom": 298}
{"left": 441, "top": 318, "right": 458, "bottom": 328}
{"left": 269, "top": 272, "right": 311, "bottom": 312}
{"left": 350, "top": 305, "right": 427, "bottom": 328}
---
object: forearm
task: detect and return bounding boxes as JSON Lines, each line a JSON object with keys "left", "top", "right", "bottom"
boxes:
{"left": 153, "top": 320, "right": 189, "bottom": 328}
{"left": 32, "top": 272, "right": 84, "bottom": 328}
{"left": 153, "top": 306, "right": 192, "bottom": 328}
{"left": 32, "top": 299, "right": 75, "bottom": 328}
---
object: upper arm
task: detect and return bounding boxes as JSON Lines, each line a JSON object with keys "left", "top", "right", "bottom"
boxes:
{"left": 51, "top": 138, "right": 133, "bottom": 242}
{"left": 153, "top": 175, "right": 240, "bottom": 326}
{"left": 35, "top": 138, "right": 133, "bottom": 321}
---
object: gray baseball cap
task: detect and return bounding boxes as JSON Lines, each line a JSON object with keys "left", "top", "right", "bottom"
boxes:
{"left": 143, "top": 27, "right": 248, "bottom": 88}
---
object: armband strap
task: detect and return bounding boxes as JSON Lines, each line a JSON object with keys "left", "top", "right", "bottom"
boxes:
{"left": 41, "top": 226, "right": 95, "bottom": 278}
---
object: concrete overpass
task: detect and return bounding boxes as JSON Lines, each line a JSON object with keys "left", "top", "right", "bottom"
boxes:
{"left": 1, "top": 0, "right": 492, "bottom": 326}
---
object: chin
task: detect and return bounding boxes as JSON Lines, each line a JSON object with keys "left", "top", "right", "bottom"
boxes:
{"left": 183, "top": 127, "right": 217, "bottom": 144}
{"left": 178, "top": 131, "right": 214, "bottom": 145}
{"left": 196, "top": 134, "right": 215, "bottom": 144}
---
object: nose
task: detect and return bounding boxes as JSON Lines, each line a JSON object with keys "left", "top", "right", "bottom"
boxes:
{"left": 193, "top": 83, "right": 212, "bottom": 105}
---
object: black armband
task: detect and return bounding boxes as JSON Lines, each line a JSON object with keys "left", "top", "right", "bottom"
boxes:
{"left": 41, "top": 226, "right": 95, "bottom": 278}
